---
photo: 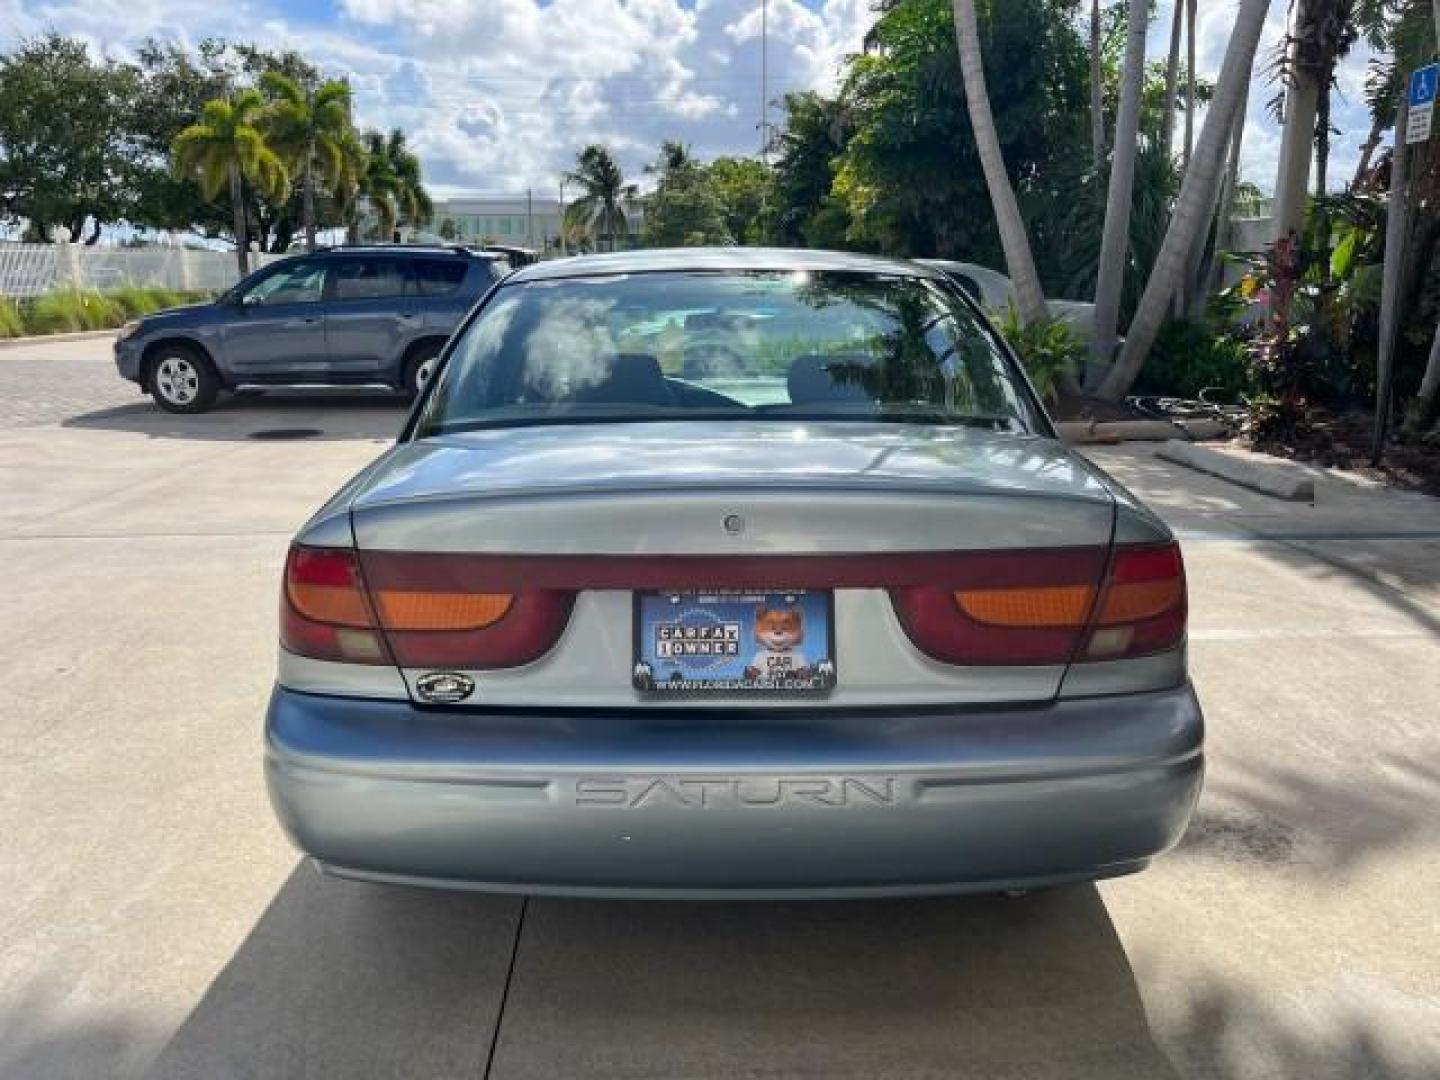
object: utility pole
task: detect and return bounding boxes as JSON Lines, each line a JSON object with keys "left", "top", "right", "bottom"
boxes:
{"left": 760, "top": 0, "right": 769, "bottom": 164}
{"left": 1372, "top": 94, "right": 1411, "bottom": 462}
{"left": 526, "top": 188, "right": 534, "bottom": 250}
{"left": 558, "top": 178, "right": 568, "bottom": 257}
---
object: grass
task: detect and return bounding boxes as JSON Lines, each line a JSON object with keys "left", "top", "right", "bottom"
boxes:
{"left": 0, "top": 296, "right": 23, "bottom": 338}
{"left": 2, "top": 286, "right": 212, "bottom": 338}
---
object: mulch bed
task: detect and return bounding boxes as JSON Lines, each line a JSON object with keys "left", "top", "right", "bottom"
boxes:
{"left": 1247, "top": 409, "right": 1440, "bottom": 498}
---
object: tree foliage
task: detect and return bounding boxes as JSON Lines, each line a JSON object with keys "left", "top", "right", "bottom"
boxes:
{"left": 0, "top": 34, "right": 430, "bottom": 253}
{"left": 0, "top": 34, "right": 142, "bottom": 242}
{"left": 641, "top": 141, "right": 735, "bottom": 247}
{"left": 565, "top": 145, "right": 639, "bottom": 251}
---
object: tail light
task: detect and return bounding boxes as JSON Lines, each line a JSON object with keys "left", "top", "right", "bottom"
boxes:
{"left": 282, "top": 547, "right": 390, "bottom": 665}
{"left": 892, "top": 542, "right": 1185, "bottom": 666}
{"left": 1081, "top": 543, "right": 1186, "bottom": 661}
{"left": 282, "top": 546, "right": 573, "bottom": 669}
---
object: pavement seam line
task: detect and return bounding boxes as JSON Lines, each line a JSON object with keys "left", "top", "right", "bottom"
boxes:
{"left": 482, "top": 896, "right": 529, "bottom": 1080}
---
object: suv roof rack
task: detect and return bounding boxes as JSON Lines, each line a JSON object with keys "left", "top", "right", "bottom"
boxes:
{"left": 313, "top": 242, "right": 495, "bottom": 256}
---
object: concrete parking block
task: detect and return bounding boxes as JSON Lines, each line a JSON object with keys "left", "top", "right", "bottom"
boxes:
{"left": 1156, "top": 440, "right": 1316, "bottom": 501}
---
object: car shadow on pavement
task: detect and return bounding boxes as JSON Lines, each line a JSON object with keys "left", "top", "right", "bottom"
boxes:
{"left": 1178, "top": 756, "right": 1440, "bottom": 876}
{"left": 62, "top": 390, "right": 410, "bottom": 443}
{"left": 142, "top": 864, "right": 1180, "bottom": 1080}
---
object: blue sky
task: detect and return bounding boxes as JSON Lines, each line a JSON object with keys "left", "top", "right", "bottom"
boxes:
{"left": 0, "top": 0, "right": 1378, "bottom": 198}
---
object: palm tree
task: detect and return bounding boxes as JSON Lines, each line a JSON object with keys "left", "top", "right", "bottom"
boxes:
{"left": 648, "top": 140, "right": 695, "bottom": 178}
{"left": 1184, "top": 0, "right": 1198, "bottom": 169}
{"left": 355, "top": 129, "right": 432, "bottom": 241}
{"left": 1193, "top": 77, "right": 1252, "bottom": 314}
{"left": 1161, "top": 0, "right": 1183, "bottom": 158}
{"left": 172, "top": 90, "right": 289, "bottom": 275}
{"left": 951, "top": 0, "right": 1046, "bottom": 325}
{"left": 565, "top": 145, "right": 638, "bottom": 252}
{"left": 1270, "top": 0, "right": 1323, "bottom": 243}
{"left": 386, "top": 130, "right": 433, "bottom": 235}
{"left": 1088, "top": 0, "right": 1151, "bottom": 381}
{"left": 260, "top": 72, "right": 355, "bottom": 252}
{"left": 1310, "top": 2, "right": 1359, "bottom": 196}
{"left": 358, "top": 129, "right": 398, "bottom": 240}
{"left": 1098, "top": 0, "right": 1275, "bottom": 401}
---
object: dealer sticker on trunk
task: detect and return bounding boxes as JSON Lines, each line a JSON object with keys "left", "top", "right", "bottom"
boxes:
{"left": 633, "top": 590, "right": 836, "bottom": 696}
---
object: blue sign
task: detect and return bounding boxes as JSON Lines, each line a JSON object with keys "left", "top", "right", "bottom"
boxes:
{"left": 1411, "top": 64, "right": 1439, "bottom": 109}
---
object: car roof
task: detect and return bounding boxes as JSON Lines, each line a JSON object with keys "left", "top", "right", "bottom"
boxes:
{"left": 506, "top": 247, "right": 946, "bottom": 284}
{"left": 312, "top": 245, "right": 506, "bottom": 261}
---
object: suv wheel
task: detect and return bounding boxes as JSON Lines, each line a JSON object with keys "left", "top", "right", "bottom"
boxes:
{"left": 149, "top": 347, "right": 219, "bottom": 414}
{"left": 403, "top": 341, "right": 444, "bottom": 399}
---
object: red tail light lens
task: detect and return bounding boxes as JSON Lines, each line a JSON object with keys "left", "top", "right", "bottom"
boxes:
{"left": 282, "top": 547, "right": 391, "bottom": 665}
{"left": 891, "top": 542, "right": 1186, "bottom": 666}
{"left": 283, "top": 546, "right": 574, "bottom": 669}
{"left": 892, "top": 548, "right": 1110, "bottom": 665}
{"left": 1081, "top": 543, "right": 1186, "bottom": 660}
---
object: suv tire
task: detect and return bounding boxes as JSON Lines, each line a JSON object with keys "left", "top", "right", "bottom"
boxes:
{"left": 149, "top": 345, "right": 220, "bottom": 414}
{"left": 403, "top": 340, "right": 445, "bottom": 400}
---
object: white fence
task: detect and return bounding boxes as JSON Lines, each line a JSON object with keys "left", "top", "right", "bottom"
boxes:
{"left": 0, "top": 244, "right": 284, "bottom": 298}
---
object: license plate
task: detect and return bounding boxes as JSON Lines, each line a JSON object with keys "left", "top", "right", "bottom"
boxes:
{"left": 633, "top": 590, "right": 837, "bottom": 696}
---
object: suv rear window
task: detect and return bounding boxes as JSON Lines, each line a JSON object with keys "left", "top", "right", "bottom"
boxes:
{"left": 411, "top": 259, "right": 471, "bottom": 296}
{"left": 332, "top": 258, "right": 407, "bottom": 300}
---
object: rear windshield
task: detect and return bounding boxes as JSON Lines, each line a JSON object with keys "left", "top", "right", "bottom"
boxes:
{"left": 409, "top": 258, "right": 470, "bottom": 296}
{"left": 414, "top": 270, "right": 1043, "bottom": 436}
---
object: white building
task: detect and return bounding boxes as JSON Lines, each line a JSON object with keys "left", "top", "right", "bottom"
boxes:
{"left": 426, "top": 194, "right": 644, "bottom": 256}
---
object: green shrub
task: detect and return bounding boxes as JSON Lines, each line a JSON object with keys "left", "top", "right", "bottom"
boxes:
{"left": 1134, "top": 318, "right": 1252, "bottom": 400}
{"left": 108, "top": 284, "right": 176, "bottom": 318}
{"left": 997, "top": 306, "right": 1082, "bottom": 403}
{"left": 0, "top": 296, "right": 23, "bottom": 338}
{"left": 6, "top": 286, "right": 211, "bottom": 338}
{"left": 23, "top": 287, "right": 125, "bottom": 334}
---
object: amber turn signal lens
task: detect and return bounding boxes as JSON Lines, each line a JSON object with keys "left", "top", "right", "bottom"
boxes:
{"left": 954, "top": 585, "right": 1095, "bottom": 628}
{"left": 373, "top": 590, "right": 514, "bottom": 631}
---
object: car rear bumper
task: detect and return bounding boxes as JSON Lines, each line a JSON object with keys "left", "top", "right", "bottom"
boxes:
{"left": 265, "top": 683, "right": 1204, "bottom": 898}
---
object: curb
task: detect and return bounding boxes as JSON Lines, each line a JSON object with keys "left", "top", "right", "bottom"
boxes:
{"left": 0, "top": 329, "right": 119, "bottom": 350}
{"left": 1155, "top": 440, "right": 1316, "bottom": 502}
{"left": 1057, "top": 418, "right": 1189, "bottom": 444}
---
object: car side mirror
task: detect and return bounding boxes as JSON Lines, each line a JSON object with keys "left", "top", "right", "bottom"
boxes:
{"left": 239, "top": 293, "right": 262, "bottom": 308}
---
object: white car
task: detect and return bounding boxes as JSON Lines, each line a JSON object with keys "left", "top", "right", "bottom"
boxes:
{"left": 918, "top": 259, "right": 1097, "bottom": 341}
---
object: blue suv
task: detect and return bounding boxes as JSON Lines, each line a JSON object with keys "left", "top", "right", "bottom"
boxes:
{"left": 114, "top": 245, "right": 508, "bottom": 413}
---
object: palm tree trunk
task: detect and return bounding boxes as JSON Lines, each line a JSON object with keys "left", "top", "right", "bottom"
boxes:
{"left": 952, "top": 0, "right": 1047, "bottom": 326}
{"left": 303, "top": 149, "right": 317, "bottom": 252}
{"left": 229, "top": 163, "right": 250, "bottom": 277}
{"left": 1351, "top": 112, "right": 1385, "bottom": 187}
{"left": 1161, "top": 0, "right": 1183, "bottom": 160}
{"left": 1271, "top": 0, "right": 1320, "bottom": 244}
{"left": 1184, "top": 0, "right": 1197, "bottom": 169}
{"left": 1193, "top": 78, "right": 1251, "bottom": 317}
{"left": 1087, "top": 0, "right": 1150, "bottom": 383}
{"left": 1314, "top": 84, "right": 1330, "bottom": 196}
{"left": 1099, "top": 0, "right": 1273, "bottom": 402}
{"left": 1089, "top": 0, "right": 1104, "bottom": 172}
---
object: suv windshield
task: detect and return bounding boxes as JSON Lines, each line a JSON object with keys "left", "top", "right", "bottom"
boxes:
{"left": 415, "top": 270, "right": 1043, "bottom": 436}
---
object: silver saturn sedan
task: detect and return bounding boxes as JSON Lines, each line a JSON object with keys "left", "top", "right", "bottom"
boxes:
{"left": 266, "top": 248, "right": 1203, "bottom": 898}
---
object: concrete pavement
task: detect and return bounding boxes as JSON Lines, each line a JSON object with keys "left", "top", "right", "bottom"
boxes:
{"left": 0, "top": 336, "right": 1437, "bottom": 1079}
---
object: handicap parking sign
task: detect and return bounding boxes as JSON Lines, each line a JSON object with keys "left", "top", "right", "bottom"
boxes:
{"left": 1407, "top": 64, "right": 1439, "bottom": 144}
